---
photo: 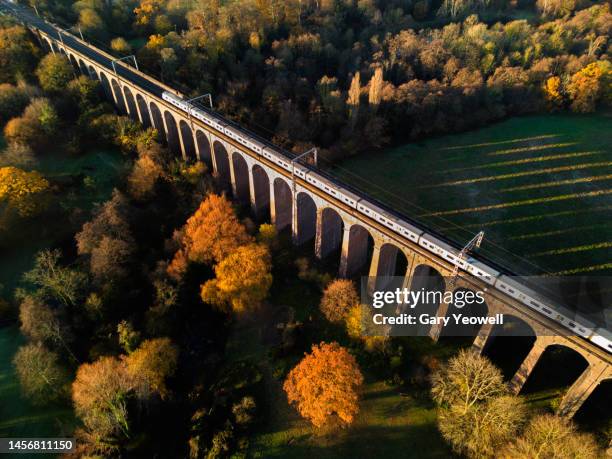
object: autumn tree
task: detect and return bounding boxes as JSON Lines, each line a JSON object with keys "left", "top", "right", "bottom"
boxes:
{"left": 368, "top": 67, "right": 384, "bottom": 108}
{"left": 568, "top": 60, "right": 612, "bottom": 113}
{"left": 35, "top": 54, "right": 73, "bottom": 93}
{"left": 110, "top": 37, "right": 132, "bottom": 55}
{"left": 169, "top": 194, "right": 251, "bottom": 277}
{"left": 124, "top": 338, "right": 179, "bottom": 399}
{"left": 200, "top": 243, "right": 272, "bottom": 314}
{"left": 117, "top": 320, "right": 141, "bottom": 354}
{"left": 0, "top": 83, "right": 33, "bottom": 124}
{"left": 19, "top": 296, "right": 68, "bottom": 346}
{"left": 500, "top": 414, "right": 602, "bottom": 458}
{"left": 320, "top": 279, "right": 360, "bottom": 323}
{"left": 128, "top": 148, "right": 165, "bottom": 199}
{"left": 72, "top": 356, "right": 138, "bottom": 441}
{"left": 347, "top": 72, "right": 361, "bottom": 125}
{"left": 4, "top": 98, "right": 59, "bottom": 150}
{"left": 13, "top": 343, "right": 69, "bottom": 405}
{"left": 543, "top": 75, "right": 564, "bottom": 109}
{"left": 431, "top": 350, "right": 526, "bottom": 458}
{"left": 0, "top": 167, "right": 49, "bottom": 217}
{"left": 283, "top": 342, "right": 364, "bottom": 427}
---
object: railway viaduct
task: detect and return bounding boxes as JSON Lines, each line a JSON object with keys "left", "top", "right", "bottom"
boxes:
{"left": 6, "top": 2, "right": 610, "bottom": 419}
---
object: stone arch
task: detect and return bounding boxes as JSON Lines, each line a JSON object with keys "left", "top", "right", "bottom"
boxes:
{"left": 372, "top": 243, "right": 408, "bottom": 292}
{"left": 342, "top": 224, "right": 374, "bottom": 278}
{"left": 212, "top": 141, "right": 230, "bottom": 187}
{"left": 408, "top": 264, "right": 446, "bottom": 334}
{"left": 295, "top": 192, "right": 317, "bottom": 246}
{"left": 519, "top": 344, "right": 589, "bottom": 403}
{"left": 574, "top": 378, "right": 611, "bottom": 429}
{"left": 41, "top": 37, "right": 52, "bottom": 52}
{"left": 273, "top": 178, "right": 292, "bottom": 231}
{"left": 179, "top": 120, "right": 196, "bottom": 162}
{"left": 99, "top": 72, "right": 113, "bottom": 101}
{"left": 68, "top": 54, "right": 79, "bottom": 72}
{"left": 163, "top": 110, "right": 181, "bottom": 154}
{"left": 49, "top": 40, "right": 57, "bottom": 54}
{"left": 231, "top": 152, "right": 250, "bottom": 203}
{"left": 149, "top": 101, "right": 164, "bottom": 133}
{"left": 316, "top": 207, "right": 344, "bottom": 260}
{"left": 59, "top": 47, "right": 67, "bottom": 56}
{"left": 123, "top": 86, "right": 138, "bottom": 119}
{"left": 88, "top": 65, "right": 97, "bottom": 79}
{"left": 438, "top": 287, "right": 490, "bottom": 343}
{"left": 483, "top": 315, "right": 536, "bottom": 380}
{"left": 110, "top": 78, "right": 127, "bottom": 113}
{"left": 78, "top": 59, "right": 88, "bottom": 75}
{"left": 195, "top": 130, "right": 212, "bottom": 167}
{"left": 251, "top": 164, "right": 270, "bottom": 219}
{"left": 135, "top": 93, "right": 151, "bottom": 127}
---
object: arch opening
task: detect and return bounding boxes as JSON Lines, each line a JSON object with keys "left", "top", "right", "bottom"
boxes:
{"left": 317, "top": 208, "right": 344, "bottom": 257}
{"left": 252, "top": 165, "right": 270, "bottom": 220}
{"left": 483, "top": 316, "right": 536, "bottom": 380}
{"left": 123, "top": 86, "right": 138, "bottom": 120}
{"left": 373, "top": 243, "right": 408, "bottom": 292}
{"left": 68, "top": 54, "right": 79, "bottom": 72}
{"left": 574, "top": 378, "right": 611, "bottom": 433}
{"left": 408, "top": 265, "right": 446, "bottom": 335}
{"left": 519, "top": 344, "right": 589, "bottom": 406}
{"left": 273, "top": 178, "right": 292, "bottom": 231}
{"left": 438, "top": 287, "right": 489, "bottom": 345}
{"left": 110, "top": 78, "right": 127, "bottom": 113}
{"left": 99, "top": 72, "right": 113, "bottom": 101}
{"left": 231, "top": 152, "right": 250, "bottom": 203}
{"left": 296, "top": 192, "right": 317, "bottom": 248}
{"left": 149, "top": 102, "right": 164, "bottom": 139}
{"left": 163, "top": 111, "right": 181, "bottom": 154}
{"left": 343, "top": 224, "right": 374, "bottom": 278}
{"left": 195, "top": 130, "right": 212, "bottom": 168}
{"left": 212, "top": 141, "right": 230, "bottom": 187}
{"left": 179, "top": 120, "right": 196, "bottom": 162}
{"left": 78, "top": 59, "right": 88, "bottom": 75}
{"left": 135, "top": 94, "right": 151, "bottom": 127}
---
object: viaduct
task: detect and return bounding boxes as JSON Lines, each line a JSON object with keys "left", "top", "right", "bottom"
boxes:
{"left": 2, "top": 0, "right": 610, "bottom": 420}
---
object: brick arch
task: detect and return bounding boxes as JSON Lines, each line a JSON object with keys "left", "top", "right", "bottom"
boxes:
{"left": 212, "top": 140, "right": 230, "bottom": 186}
{"left": 68, "top": 53, "right": 79, "bottom": 72}
{"left": 316, "top": 206, "right": 344, "bottom": 260}
{"left": 88, "top": 65, "right": 97, "bottom": 79}
{"left": 110, "top": 78, "right": 127, "bottom": 113}
{"left": 251, "top": 164, "right": 270, "bottom": 219}
{"left": 231, "top": 151, "right": 250, "bottom": 203}
{"left": 99, "top": 72, "right": 113, "bottom": 101}
{"left": 163, "top": 110, "right": 180, "bottom": 154}
{"left": 195, "top": 130, "right": 212, "bottom": 168}
{"left": 438, "top": 286, "right": 490, "bottom": 342}
{"left": 122, "top": 86, "right": 138, "bottom": 119}
{"left": 149, "top": 101, "right": 164, "bottom": 137}
{"left": 135, "top": 93, "right": 151, "bottom": 127}
{"left": 78, "top": 58, "right": 88, "bottom": 75}
{"left": 296, "top": 191, "right": 317, "bottom": 246}
{"left": 342, "top": 223, "right": 374, "bottom": 278}
{"left": 273, "top": 177, "right": 292, "bottom": 231}
{"left": 179, "top": 120, "right": 196, "bottom": 162}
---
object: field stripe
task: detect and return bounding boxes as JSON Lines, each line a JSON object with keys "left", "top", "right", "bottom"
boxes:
{"left": 425, "top": 161, "right": 612, "bottom": 187}
{"left": 487, "top": 142, "right": 577, "bottom": 156}
{"left": 552, "top": 263, "right": 612, "bottom": 275}
{"left": 529, "top": 242, "right": 612, "bottom": 257}
{"left": 423, "top": 189, "right": 612, "bottom": 217}
{"left": 443, "top": 151, "right": 602, "bottom": 173}
{"left": 439, "top": 134, "right": 560, "bottom": 150}
{"left": 498, "top": 174, "right": 612, "bottom": 193}
{"left": 441, "top": 205, "right": 612, "bottom": 229}
{"left": 509, "top": 224, "right": 612, "bottom": 240}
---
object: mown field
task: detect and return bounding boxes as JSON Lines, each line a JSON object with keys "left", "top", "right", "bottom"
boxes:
{"left": 333, "top": 114, "right": 612, "bottom": 277}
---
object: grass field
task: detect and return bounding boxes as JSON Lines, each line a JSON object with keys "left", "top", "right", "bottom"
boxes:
{"left": 333, "top": 113, "right": 612, "bottom": 276}
{"left": 0, "top": 142, "right": 127, "bottom": 445}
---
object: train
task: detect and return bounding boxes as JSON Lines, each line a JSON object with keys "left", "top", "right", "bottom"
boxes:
{"left": 162, "top": 90, "right": 612, "bottom": 354}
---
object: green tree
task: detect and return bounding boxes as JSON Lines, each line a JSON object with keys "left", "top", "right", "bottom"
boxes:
{"left": 35, "top": 54, "right": 73, "bottom": 93}
{"left": 13, "top": 343, "right": 69, "bottom": 405}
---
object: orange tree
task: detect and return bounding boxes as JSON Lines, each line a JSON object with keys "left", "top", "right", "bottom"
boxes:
{"left": 283, "top": 342, "right": 364, "bottom": 427}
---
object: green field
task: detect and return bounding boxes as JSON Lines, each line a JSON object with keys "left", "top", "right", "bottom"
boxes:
{"left": 333, "top": 114, "right": 612, "bottom": 276}
{"left": 0, "top": 144, "right": 127, "bottom": 444}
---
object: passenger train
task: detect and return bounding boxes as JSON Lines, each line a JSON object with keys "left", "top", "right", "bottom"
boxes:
{"left": 162, "top": 91, "right": 612, "bottom": 354}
